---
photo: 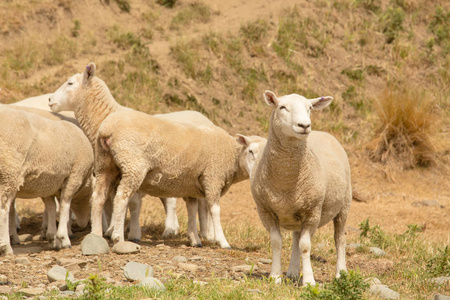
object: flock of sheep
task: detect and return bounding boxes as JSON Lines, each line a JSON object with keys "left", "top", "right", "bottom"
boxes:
{"left": 0, "top": 62, "right": 352, "bottom": 285}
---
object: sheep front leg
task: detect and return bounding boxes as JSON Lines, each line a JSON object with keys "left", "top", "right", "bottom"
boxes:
{"left": 8, "top": 200, "right": 20, "bottom": 245}
{"left": 185, "top": 197, "right": 202, "bottom": 247}
{"left": 299, "top": 226, "right": 317, "bottom": 286}
{"left": 161, "top": 197, "right": 180, "bottom": 237}
{"left": 42, "top": 197, "right": 57, "bottom": 242}
{"left": 55, "top": 191, "right": 77, "bottom": 249}
{"left": 334, "top": 208, "right": 349, "bottom": 278}
{"left": 127, "top": 193, "right": 142, "bottom": 242}
{"left": 0, "top": 190, "right": 15, "bottom": 256}
{"left": 286, "top": 231, "right": 301, "bottom": 281}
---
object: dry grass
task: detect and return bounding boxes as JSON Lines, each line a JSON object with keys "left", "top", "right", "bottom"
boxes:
{"left": 368, "top": 84, "right": 437, "bottom": 169}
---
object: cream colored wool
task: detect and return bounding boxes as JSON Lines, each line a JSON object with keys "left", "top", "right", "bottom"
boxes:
{"left": 49, "top": 63, "right": 250, "bottom": 248}
{"left": 0, "top": 106, "right": 93, "bottom": 255}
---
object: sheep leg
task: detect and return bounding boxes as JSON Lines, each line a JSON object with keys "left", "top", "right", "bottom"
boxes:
{"left": 8, "top": 200, "right": 20, "bottom": 245}
{"left": 127, "top": 193, "right": 142, "bottom": 242}
{"left": 161, "top": 197, "right": 180, "bottom": 237}
{"left": 91, "top": 172, "right": 117, "bottom": 237}
{"left": 198, "top": 198, "right": 214, "bottom": 241}
{"left": 299, "top": 225, "right": 317, "bottom": 286}
{"left": 286, "top": 231, "right": 301, "bottom": 281}
{"left": 208, "top": 200, "right": 230, "bottom": 249}
{"left": 185, "top": 197, "right": 202, "bottom": 247}
{"left": 334, "top": 209, "right": 349, "bottom": 278}
{"left": 54, "top": 191, "right": 76, "bottom": 249}
{"left": 0, "top": 190, "right": 15, "bottom": 256}
{"left": 102, "top": 196, "right": 114, "bottom": 233}
{"left": 42, "top": 197, "right": 57, "bottom": 242}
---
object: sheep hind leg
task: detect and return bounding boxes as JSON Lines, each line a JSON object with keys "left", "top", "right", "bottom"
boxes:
{"left": 91, "top": 171, "right": 118, "bottom": 237}
{"left": 333, "top": 208, "right": 349, "bottom": 278}
{"left": 198, "top": 198, "right": 214, "bottom": 241}
{"left": 0, "top": 189, "right": 15, "bottom": 256}
{"left": 9, "top": 199, "right": 20, "bottom": 245}
{"left": 42, "top": 197, "right": 57, "bottom": 243}
{"left": 127, "top": 193, "right": 142, "bottom": 243}
{"left": 185, "top": 197, "right": 202, "bottom": 247}
{"left": 161, "top": 197, "right": 180, "bottom": 238}
{"left": 286, "top": 231, "right": 301, "bottom": 281}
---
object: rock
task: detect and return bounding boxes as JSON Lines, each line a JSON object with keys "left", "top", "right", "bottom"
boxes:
{"left": 138, "top": 277, "right": 166, "bottom": 291}
{"left": 432, "top": 277, "right": 450, "bottom": 285}
{"left": 365, "top": 277, "right": 382, "bottom": 286}
{"left": 178, "top": 263, "right": 199, "bottom": 273}
{"left": 47, "top": 266, "right": 75, "bottom": 283}
{"left": 431, "top": 294, "right": 450, "bottom": 300}
{"left": 81, "top": 233, "right": 110, "bottom": 255}
{"left": 124, "top": 261, "right": 154, "bottom": 281}
{"left": 258, "top": 258, "right": 272, "bottom": 264}
{"left": 18, "top": 234, "right": 33, "bottom": 242}
{"left": 112, "top": 241, "right": 141, "bottom": 254}
{"left": 172, "top": 256, "right": 188, "bottom": 263}
{"left": 0, "top": 274, "right": 7, "bottom": 284}
{"left": 76, "top": 284, "right": 86, "bottom": 292}
{"left": 347, "top": 243, "right": 362, "bottom": 249}
{"left": 61, "top": 290, "right": 75, "bottom": 296}
{"left": 156, "top": 244, "right": 166, "bottom": 248}
{"left": 19, "top": 288, "right": 45, "bottom": 297}
{"left": 412, "top": 200, "right": 440, "bottom": 207}
{"left": 370, "top": 285, "right": 400, "bottom": 299}
{"left": 232, "top": 264, "right": 259, "bottom": 273}
{"left": 15, "top": 257, "right": 30, "bottom": 264}
{"left": 57, "top": 258, "right": 86, "bottom": 268}
{"left": 188, "top": 256, "right": 202, "bottom": 261}
{"left": 369, "top": 247, "right": 386, "bottom": 256}
{"left": 0, "top": 286, "right": 11, "bottom": 294}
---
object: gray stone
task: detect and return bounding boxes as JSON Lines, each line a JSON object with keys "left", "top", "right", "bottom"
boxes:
{"left": 15, "top": 257, "right": 31, "bottom": 264}
{"left": 370, "top": 285, "right": 400, "bottom": 299}
{"left": 18, "top": 234, "right": 33, "bottom": 242}
{"left": 124, "top": 261, "right": 154, "bottom": 281}
{"left": 47, "top": 266, "right": 75, "bottom": 283}
{"left": 258, "top": 258, "right": 272, "bottom": 264}
{"left": 232, "top": 264, "right": 259, "bottom": 273}
{"left": 19, "top": 288, "right": 45, "bottom": 297}
{"left": 0, "top": 286, "right": 11, "bottom": 294}
{"left": 365, "top": 277, "right": 382, "bottom": 286}
{"left": 432, "top": 277, "right": 450, "bottom": 285}
{"left": 188, "top": 256, "right": 202, "bottom": 261}
{"left": 138, "top": 277, "right": 166, "bottom": 291}
{"left": 347, "top": 243, "right": 362, "bottom": 249}
{"left": 112, "top": 241, "right": 141, "bottom": 254}
{"left": 61, "top": 290, "right": 75, "bottom": 296}
{"left": 0, "top": 274, "right": 7, "bottom": 284}
{"left": 412, "top": 200, "right": 440, "bottom": 207}
{"left": 172, "top": 256, "right": 188, "bottom": 263}
{"left": 178, "top": 262, "right": 199, "bottom": 273}
{"left": 81, "top": 233, "right": 109, "bottom": 255}
{"left": 369, "top": 247, "right": 386, "bottom": 256}
{"left": 432, "top": 294, "right": 450, "bottom": 300}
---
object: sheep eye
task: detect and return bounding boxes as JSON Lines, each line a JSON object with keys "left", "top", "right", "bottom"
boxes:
{"left": 249, "top": 150, "right": 254, "bottom": 155}
{"left": 279, "top": 106, "right": 286, "bottom": 110}
{"left": 68, "top": 82, "right": 73, "bottom": 86}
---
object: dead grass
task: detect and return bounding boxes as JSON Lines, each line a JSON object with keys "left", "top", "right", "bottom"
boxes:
{"left": 368, "top": 84, "right": 437, "bottom": 169}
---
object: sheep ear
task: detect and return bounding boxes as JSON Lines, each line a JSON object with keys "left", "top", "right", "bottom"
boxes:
{"left": 263, "top": 90, "right": 278, "bottom": 107}
{"left": 236, "top": 134, "right": 250, "bottom": 146}
{"left": 82, "top": 62, "right": 96, "bottom": 86}
{"left": 310, "top": 96, "right": 333, "bottom": 110}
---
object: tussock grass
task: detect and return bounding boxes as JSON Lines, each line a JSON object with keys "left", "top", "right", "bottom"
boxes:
{"left": 169, "top": 2, "right": 212, "bottom": 30}
{"left": 368, "top": 85, "right": 436, "bottom": 169}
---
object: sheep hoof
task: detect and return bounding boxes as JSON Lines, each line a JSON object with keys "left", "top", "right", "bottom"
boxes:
{"left": 193, "top": 243, "right": 203, "bottom": 248}
{"left": 0, "top": 244, "right": 13, "bottom": 256}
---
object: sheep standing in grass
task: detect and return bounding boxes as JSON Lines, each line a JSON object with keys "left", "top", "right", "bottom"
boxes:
{"left": 49, "top": 63, "right": 250, "bottom": 248}
{"left": 248, "top": 90, "right": 352, "bottom": 285}
{"left": 0, "top": 106, "right": 93, "bottom": 255}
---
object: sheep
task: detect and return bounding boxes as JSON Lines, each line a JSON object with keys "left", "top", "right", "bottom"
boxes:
{"left": 247, "top": 90, "right": 352, "bottom": 285}
{"left": 8, "top": 97, "right": 180, "bottom": 242}
{"left": 49, "top": 63, "right": 250, "bottom": 248}
{"left": 0, "top": 106, "right": 94, "bottom": 255}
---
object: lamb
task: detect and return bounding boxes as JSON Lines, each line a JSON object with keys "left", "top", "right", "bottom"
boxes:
{"left": 0, "top": 106, "right": 93, "bottom": 255}
{"left": 8, "top": 97, "right": 180, "bottom": 242}
{"left": 247, "top": 90, "right": 352, "bottom": 285}
{"left": 49, "top": 63, "right": 250, "bottom": 248}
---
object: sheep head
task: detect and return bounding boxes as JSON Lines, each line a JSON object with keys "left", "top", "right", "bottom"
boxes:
{"left": 49, "top": 62, "right": 96, "bottom": 112}
{"left": 263, "top": 90, "right": 333, "bottom": 140}
{"left": 236, "top": 134, "right": 267, "bottom": 179}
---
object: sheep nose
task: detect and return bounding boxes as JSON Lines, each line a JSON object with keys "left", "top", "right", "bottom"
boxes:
{"left": 48, "top": 97, "right": 51, "bottom": 102}
{"left": 297, "top": 123, "right": 311, "bottom": 129}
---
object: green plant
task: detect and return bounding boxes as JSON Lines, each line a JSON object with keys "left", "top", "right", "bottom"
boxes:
{"left": 381, "top": 6, "right": 405, "bottom": 43}
{"left": 342, "top": 68, "right": 365, "bottom": 82}
{"left": 429, "top": 6, "right": 449, "bottom": 46}
{"left": 113, "top": 0, "right": 130, "bottom": 12}
{"left": 71, "top": 19, "right": 81, "bottom": 37}
{"left": 156, "top": 0, "right": 177, "bottom": 8}
{"left": 355, "top": 0, "right": 381, "bottom": 12}
{"left": 107, "top": 25, "right": 142, "bottom": 49}
{"left": 170, "top": 3, "right": 212, "bottom": 30}
{"left": 82, "top": 274, "right": 108, "bottom": 299}
{"left": 426, "top": 246, "right": 450, "bottom": 277}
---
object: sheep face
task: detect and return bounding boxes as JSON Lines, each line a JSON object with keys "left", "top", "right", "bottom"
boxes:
{"left": 263, "top": 90, "right": 333, "bottom": 140}
{"left": 49, "top": 73, "right": 83, "bottom": 113}
{"left": 236, "top": 135, "right": 267, "bottom": 179}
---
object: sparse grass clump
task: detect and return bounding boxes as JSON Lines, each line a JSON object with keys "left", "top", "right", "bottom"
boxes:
{"left": 368, "top": 85, "right": 436, "bottom": 169}
{"left": 381, "top": 6, "right": 405, "bottom": 43}
{"left": 107, "top": 25, "right": 143, "bottom": 49}
{"left": 170, "top": 2, "right": 212, "bottom": 30}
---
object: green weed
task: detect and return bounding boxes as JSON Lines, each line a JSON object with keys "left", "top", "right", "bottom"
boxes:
{"left": 170, "top": 3, "right": 212, "bottom": 30}
{"left": 156, "top": 0, "right": 177, "bottom": 8}
{"left": 113, "top": 0, "right": 130, "bottom": 12}
{"left": 107, "top": 25, "right": 142, "bottom": 49}
{"left": 341, "top": 68, "right": 365, "bottom": 82}
{"left": 426, "top": 246, "right": 450, "bottom": 277}
{"left": 71, "top": 19, "right": 81, "bottom": 37}
{"left": 381, "top": 6, "right": 405, "bottom": 43}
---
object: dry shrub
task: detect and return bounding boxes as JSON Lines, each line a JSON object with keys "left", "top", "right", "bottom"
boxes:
{"left": 368, "top": 85, "right": 436, "bottom": 169}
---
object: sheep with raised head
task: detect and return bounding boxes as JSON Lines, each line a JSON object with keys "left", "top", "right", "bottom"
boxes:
{"left": 49, "top": 63, "right": 250, "bottom": 248}
{"left": 247, "top": 90, "right": 352, "bottom": 285}
{"left": 0, "top": 106, "right": 93, "bottom": 255}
